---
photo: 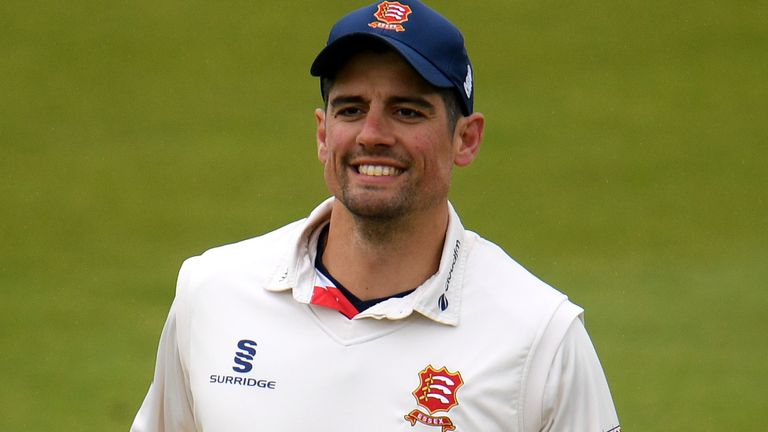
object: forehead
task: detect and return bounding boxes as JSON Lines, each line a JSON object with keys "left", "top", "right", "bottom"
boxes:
{"left": 329, "top": 50, "right": 441, "bottom": 98}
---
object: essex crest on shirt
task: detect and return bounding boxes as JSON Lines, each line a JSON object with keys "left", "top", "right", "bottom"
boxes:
{"left": 404, "top": 365, "right": 464, "bottom": 431}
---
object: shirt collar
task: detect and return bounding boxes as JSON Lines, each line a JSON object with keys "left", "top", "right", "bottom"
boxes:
{"left": 265, "top": 198, "right": 472, "bottom": 326}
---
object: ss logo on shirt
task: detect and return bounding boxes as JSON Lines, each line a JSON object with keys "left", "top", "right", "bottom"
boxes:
{"left": 232, "top": 339, "right": 258, "bottom": 373}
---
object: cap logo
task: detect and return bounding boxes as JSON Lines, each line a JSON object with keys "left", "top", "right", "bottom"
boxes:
{"left": 369, "top": 1, "right": 413, "bottom": 32}
{"left": 463, "top": 65, "right": 473, "bottom": 98}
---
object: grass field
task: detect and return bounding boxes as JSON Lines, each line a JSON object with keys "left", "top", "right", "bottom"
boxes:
{"left": 1, "top": 1, "right": 766, "bottom": 430}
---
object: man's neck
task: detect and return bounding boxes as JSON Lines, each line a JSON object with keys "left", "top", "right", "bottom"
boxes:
{"left": 321, "top": 200, "right": 449, "bottom": 301}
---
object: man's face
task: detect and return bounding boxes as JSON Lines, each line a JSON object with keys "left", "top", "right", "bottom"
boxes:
{"left": 315, "top": 50, "right": 463, "bottom": 221}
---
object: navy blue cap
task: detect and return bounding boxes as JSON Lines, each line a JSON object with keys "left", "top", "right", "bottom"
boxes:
{"left": 311, "top": 0, "right": 474, "bottom": 115}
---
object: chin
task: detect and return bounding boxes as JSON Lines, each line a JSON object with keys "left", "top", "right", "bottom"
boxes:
{"left": 340, "top": 193, "right": 412, "bottom": 221}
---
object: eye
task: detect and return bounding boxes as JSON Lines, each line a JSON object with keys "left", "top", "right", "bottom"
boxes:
{"left": 395, "top": 107, "right": 425, "bottom": 120}
{"left": 335, "top": 106, "right": 364, "bottom": 118}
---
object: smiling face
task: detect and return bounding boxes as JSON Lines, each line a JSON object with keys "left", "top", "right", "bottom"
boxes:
{"left": 315, "top": 49, "right": 481, "bottom": 222}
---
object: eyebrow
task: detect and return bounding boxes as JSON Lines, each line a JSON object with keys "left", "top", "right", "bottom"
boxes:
{"left": 329, "top": 95, "right": 366, "bottom": 109}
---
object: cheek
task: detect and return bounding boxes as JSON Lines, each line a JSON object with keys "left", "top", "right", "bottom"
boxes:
{"left": 322, "top": 156, "right": 341, "bottom": 194}
{"left": 435, "top": 157, "right": 455, "bottom": 184}
{"left": 421, "top": 136, "right": 456, "bottom": 174}
{"left": 320, "top": 131, "right": 346, "bottom": 184}
{"left": 433, "top": 145, "right": 459, "bottom": 186}
{"left": 323, "top": 126, "right": 354, "bottom": 157}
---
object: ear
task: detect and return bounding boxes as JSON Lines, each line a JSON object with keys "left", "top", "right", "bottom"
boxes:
{"left": 453, "top": 112, "right": 485, "bottom": 167}
{"left": 315, "top": 108, "right": 328, "bottom": 163}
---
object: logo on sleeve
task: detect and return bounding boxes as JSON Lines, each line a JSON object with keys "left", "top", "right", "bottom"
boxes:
{"left": 369, "top": 1, "right": 413, "bottom": 32}
{"left": 404, "top": 365, "right": 464, "bottom": 431}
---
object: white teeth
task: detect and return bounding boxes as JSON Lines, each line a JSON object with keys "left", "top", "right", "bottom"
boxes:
{"left": 358, "top": 164, "right": 403, "bottom": 177}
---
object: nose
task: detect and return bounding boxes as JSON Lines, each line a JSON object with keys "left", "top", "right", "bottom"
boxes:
{"left": 356, "top": 108, "right": 396, "bottom": 148}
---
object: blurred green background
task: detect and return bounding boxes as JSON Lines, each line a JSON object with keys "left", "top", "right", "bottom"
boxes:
{"left": 1, "top": 0, "right": 766, "bottom": 430}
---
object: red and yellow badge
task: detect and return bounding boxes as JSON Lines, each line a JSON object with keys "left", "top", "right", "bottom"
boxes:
{"left": 369, "top": 1, "right": 413, "bottom": 32}
{"left": 404, "top": 365, "right": 464, "bottom": 431}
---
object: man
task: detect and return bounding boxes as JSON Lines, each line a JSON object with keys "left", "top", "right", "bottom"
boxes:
{"left": 132, "top": 1, "right": 620, "bottom": 431}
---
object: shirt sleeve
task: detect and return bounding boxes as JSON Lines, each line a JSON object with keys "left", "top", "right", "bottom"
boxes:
{"left": 131, "top": 258, "right": 199, "bottom": 432}
{"left": 130, "top": 301, "right": 196, "bottom": 431}
{"left": 540, "top": 318, "right": 620, "bottom": 432}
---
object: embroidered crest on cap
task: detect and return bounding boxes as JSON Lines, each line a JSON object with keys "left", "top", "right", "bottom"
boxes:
{"left": 463, "top": 65, "right": 473, "bottom": 98}
{"left": 369, "top": 1, "right": 413, "bottom": 32}
{"left": 404, "top": 365, "right": 464, "bottom": 431}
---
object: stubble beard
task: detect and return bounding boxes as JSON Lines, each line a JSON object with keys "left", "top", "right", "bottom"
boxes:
{"left": 341, "top": 182, "right": 413, "bottom": 225}
{"left": 337, "top": 175, "right": 448, "bottom": 244}
{"left": 328, "top": 149, "right": 448, "bottom": 243}
{"left": 337, "top": 149, "right": 417, "bottom": 220}
{"left": 342, "top": 190, "right": 415, "bottom": 243}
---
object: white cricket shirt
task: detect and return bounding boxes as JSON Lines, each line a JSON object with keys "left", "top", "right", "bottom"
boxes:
{"left": 132, "top": 198, "right": 620, "bottom": 431}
